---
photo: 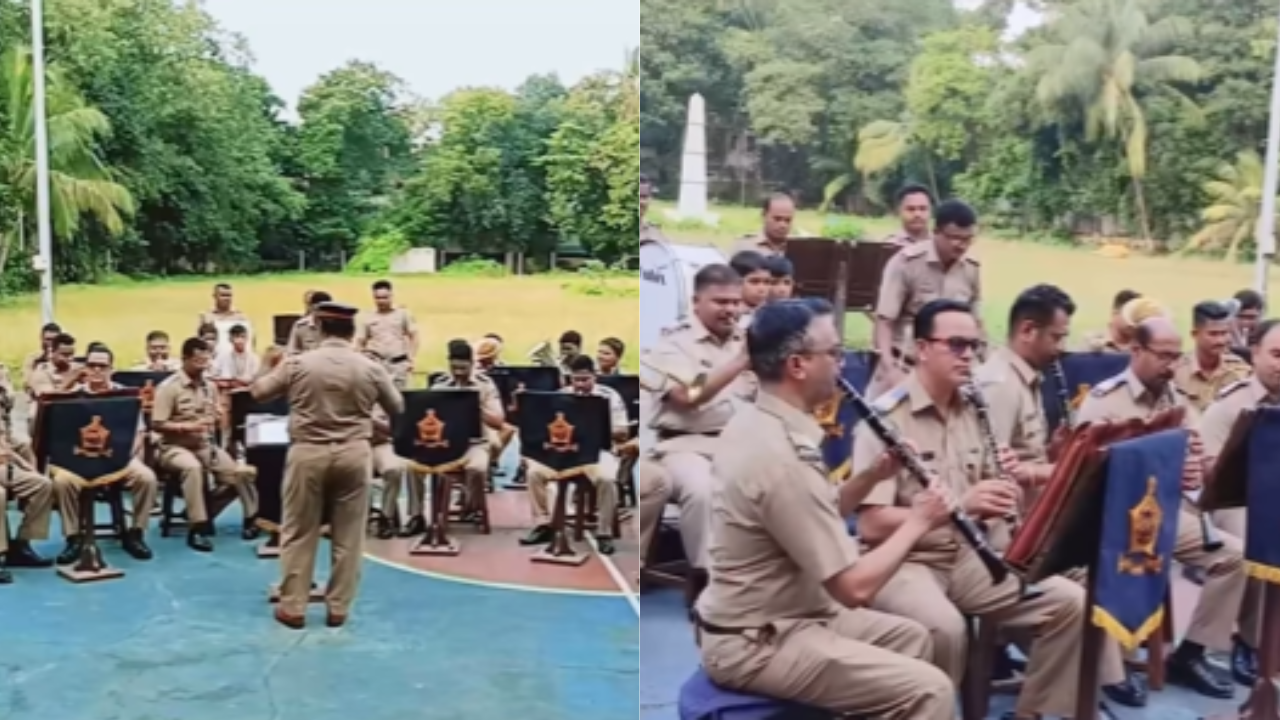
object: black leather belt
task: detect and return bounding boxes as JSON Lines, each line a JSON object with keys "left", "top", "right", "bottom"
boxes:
{"left": 656, "top": 430, "right": 720, "bottom": 441}
{"left": 691, "top": 610, "right": 776, "bottom": 643}
{"left": 388, "top": 355, "right": 409, "bottom": 364}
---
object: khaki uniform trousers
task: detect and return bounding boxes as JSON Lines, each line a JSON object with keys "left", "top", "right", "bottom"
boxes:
{"left": 699, "top": 608, "right": 953, "bottom": 719}
{"left": 441, "top": 443, "right": 490, "bottom": 513}
{"left": 0, "top": 464, "right": 55, "bottom": 553}
{"left": 651, "top": 434, "right": 717, "bottom": 568}
{"left": 871, "top": 545, "right": 1086, "bottom": 718}
{"left": 526, "top": 451, "right": 619, "bottom": 539}
{"left": 279, "top": 440, "right": 371, "bottom": 617}
{"left": 372, "top": 442, "right": 422, "bottom": 523}
{"left": 55, "top": 458, "right": 158, "bottom": 534}
{"left": 637, "top": 458, "right": 672, "bottom": 566}
{"left": 158, "top": 444, "right": 259, "bottom": 523}
{"left": 1187, "top": 508, "right": 1257, "bottom": 647}
{"left": 388, "top": 360, "right": 410, "bottom": 390}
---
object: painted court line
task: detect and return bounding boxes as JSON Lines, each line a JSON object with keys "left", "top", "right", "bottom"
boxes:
{"left": 363, "top": 551, "right": 630, "bottom": 600}
{"left": 586, "top": 534, "right": 640, "bottom": 617}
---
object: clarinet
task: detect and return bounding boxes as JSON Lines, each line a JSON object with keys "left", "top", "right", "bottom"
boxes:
{"left": 837, "top": 376, "right": 1010, "bottom": 585}
{"left": 1050, "top": 360, "right": 1073, "bottom": 428}
{"left": 961, "top": 383, "right": 1020, "bottom": 531}
{"left": 1163, "top": 384, "right": 1223, "bottom": 552}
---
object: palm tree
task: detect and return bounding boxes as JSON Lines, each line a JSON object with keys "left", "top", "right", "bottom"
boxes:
{"left": 1028, "top": 0, "right": 1202, "bottom": 243}
{"left": 820, "top": 117, "right": 937, "bottom": 212}
{"left": 1180, "top": 150, "right": 1273, "bottom": 263}
{"left": 0, "top": 45, "right": 134, "bottom": 274}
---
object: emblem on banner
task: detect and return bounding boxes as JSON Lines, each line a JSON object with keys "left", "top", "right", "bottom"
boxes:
{"left": 545, "top": 412, "right": 579, "bottom": 453}
{"left": 140, "top": 381, "right": 156, "bottom": 412}
{"left": 74, "top": 416, "right": 113, "bottom": 458}
{"left": 1119, "top": 477, "right": 1163, "bottom": 575}
{"left": 414, "top": 410, "right": 448, "bottom": 448}
{"left": 813, "top": 397, "right": 843, "bottom": 439}
{"left": 1071, "top": 383, "right": 1091, "bottom": 410}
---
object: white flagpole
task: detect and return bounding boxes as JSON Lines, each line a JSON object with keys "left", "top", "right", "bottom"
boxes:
{"left": 1254, "top": 8, "right": 1280, "bottom": 298}
{"left": 31, "top": 0, "right": 55, "bottom": 323}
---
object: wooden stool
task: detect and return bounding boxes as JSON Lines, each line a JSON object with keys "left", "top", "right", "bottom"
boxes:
{"left": 1123, "top": 588, "right": 1174, "bottom": 690}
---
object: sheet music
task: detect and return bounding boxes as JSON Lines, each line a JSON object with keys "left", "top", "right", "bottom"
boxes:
{"left": 247, "top": 414, "right": 289, "bottom": 446}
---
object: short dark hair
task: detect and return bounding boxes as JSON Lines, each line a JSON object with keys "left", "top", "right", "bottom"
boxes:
{"left": 747, "top": 298, "right": 835, "bottom": 382}
{"left": 760, "top": 191, "right": 794, "bottom": 214}
{"left": 1253, "top": 318, "right": 1280, "bottom": 346}
{"left": 692, "top": 264, "right": 740, "bottom": 293}
{"left": 1192, "top": 300, "right": 1231, "bottom": 328}
{"left": 1112, "top": 289, "right": 1141, "bottom": 311}
{"left": 85, "top": 344, "right": 114, "bottom": 364}
{"left": 447, "top": 339, "right": 473, "bottom": 361}
{"left": 568, "top": 354, "right": 595, "bottom": 373}
{"left": 197, "top": 323, "right": 216, "bottom": 337}
{"left": 895, "top": 183, "right": 933, "bottom": 207}
{"left": 181, "top": 338, "right": 208, "bottom": 359}
{"left": 229, "top": 324, "right": 248, "bottom": 337}
{"left": 146, "top": 330, "right": 169, "bottom": 343}
{"left": 1007, "top": 284, "right": 1076, "bottom": 338}
{"left": 372, "top": 280, "right": 392, "bottom": 292}
{"left": 484, "top": 332, "right": 503, "bottom": 343}
{"left": 54, "top": 333, "right": 75, "bottom": 348}
{"left": 762, "top": 255, "right": 793, "bottom": 278}
{"left": 41, "top": 322, "right": 61, "bottom": 334}
{"left": 559, "top": 330, "right": 582, "bottom": 346}
{"left": 310, "top": 290, "right": 332, "bottom": 305}
{"left": 1235, "top": 288, "right": 1265, "bottom": 312}
{"left": 599, "top": 337, "right": 625, "bottom": 357}
{"left": 913, "top": 299, "right": 973, "bottom": 341}
{"left": 214, "top": 282, "right": 231, "bottom": 292}
{"left": 933, "top": 199, "right": 977, "bottom": 229}
{"left": 729, "top": 250, "right": 767, "bottom": 277}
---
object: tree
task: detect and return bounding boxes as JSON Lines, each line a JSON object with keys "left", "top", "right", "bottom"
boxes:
{"left": 1180, "top": 150, "right": 1272, "bottom": 262}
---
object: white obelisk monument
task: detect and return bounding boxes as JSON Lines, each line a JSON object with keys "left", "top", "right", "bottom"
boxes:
{"left": 667, "top": 93, "right": 718, "bottom": 225}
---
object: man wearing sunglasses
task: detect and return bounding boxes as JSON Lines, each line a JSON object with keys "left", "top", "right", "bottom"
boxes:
{"left": 52, "top": 344, "right": 157, "bottom": 563}
{"left": 1075, "top": 316, "right": 1252, "bottom": 700}
{"left": 854, "top": 298, "right": 1089, "bottom": 720}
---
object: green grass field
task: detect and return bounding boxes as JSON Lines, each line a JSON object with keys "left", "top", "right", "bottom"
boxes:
{"left": 0, "top": 273, "right": 640, "bottom": 381}
{"left": 652, "top": 201, "right": 1269, "bottom": 345}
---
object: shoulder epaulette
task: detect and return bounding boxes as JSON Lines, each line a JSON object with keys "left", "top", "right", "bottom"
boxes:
{"left": 963, "top": 255, "right": 981, "bottom": 266}
{"left": 899, "top": 243, "right": 928, "bottom": 260}
{"left": 871, "top": 385, "right": 908, "bottom": 414}
{"left": 1091, "top": 375, "right": 1124, "bottom": 397}
{"left": 1216, "top": 379, "right": 1250, "bottom": 399}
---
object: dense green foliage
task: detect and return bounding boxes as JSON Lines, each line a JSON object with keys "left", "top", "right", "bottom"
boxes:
{"left": 641, "top": 0, "right": 1280, "bottom": 254}
{"left": 0, "top": 0, "right": 637, "bottom": 292}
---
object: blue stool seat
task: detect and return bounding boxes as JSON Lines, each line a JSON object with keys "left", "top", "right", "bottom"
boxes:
{"left": 678, "top": 667, "right": 831, "bottom": 720}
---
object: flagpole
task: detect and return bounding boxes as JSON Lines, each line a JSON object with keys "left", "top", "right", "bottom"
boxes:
{"left": 1254, "top": 7, "right": 1280, "bottom": 298}
{"left": 31, "top": 0, "right": 55, "bottom": 323}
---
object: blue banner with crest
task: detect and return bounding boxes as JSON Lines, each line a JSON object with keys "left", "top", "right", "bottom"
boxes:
{"left": 817, "top": 351, "right": 876, "bottom": 484}
{"left": 1041, "top": 351, "right": 1130, "bottom": 432}
{"left": 1093, "top": 428, "right": 1185, "bottom": 649}
{"left": 1246, "top": 407, "right": 1280, "bottom": 584}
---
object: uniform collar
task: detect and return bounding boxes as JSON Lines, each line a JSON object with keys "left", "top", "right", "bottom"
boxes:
{"left": 756, "top": 391, "right": 823, "bottom": 446}
{"left": 1184, "top": 350, "right": 1233, "bottom": 380}
{"left": 319, "top": 338, "right": 348, "bottom": 349}
{"left": 688, "top": 314, "right": 742, "bottom": 346}
{"left": 996, "top": 346, "right": 1039, "bottom": 387}
{"left": 1248, "top": 376, "right": 1275, "bottom": 404}
{"left": 903, "top": 372, "right": 965, "bottom": 416}
{"left": 1122, "top": 368, "right": 1164, "bottom": 404}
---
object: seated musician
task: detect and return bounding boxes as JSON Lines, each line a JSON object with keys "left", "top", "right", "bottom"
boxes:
{"left": 428, "top": 340, "right": 502, "bottom": 524}
{"left": 0, "top": 376, "right": 56, "bottom": 582}
{"left": 286, "top": 290, "right": 332, "bottom": 355}
{"left": 1229, "top": 287, "right": 1264, "bottom": 349}
{"left": 1075, "top": 315, "right": 1255, "bottom": 699}
{"left": 519, "top": 355, "right": 627, "bottom": 555}
{"left": 133, "top": 330, "right": 181, "bottom": 371}
{"left": 196, "top": 282, "right": 248, "bottom": 333}
{"left": 27, "top": 332, "right": 81, "bottom": 399}
{"left": 1081, "top": 289, "right": 1141, "bottom": 352}
{"left": 1172, "top": 300, "right": 1251, "bottom": 413}
{"left": 637, "top": 457, "right": 670, "bottom": 579}
{"left": 151, "top": 338, "right": 260, "bottom": 552}
{"left": 210, "top": 324, "right": 260, "bottom": 384}
{"left": 22, "top": 322, "right": 62, "bottom": 378}
{"left": 596, "top": 337, "right": 625, "bottom": 376}
{"left": 370, "top": 402, "right": 418, "bottom": 539}
{"left": 854, "top": 299, "right": 1089, "bottom": 720}
{"left": 696, "top": 299, "right": 955, "bottom": 719}
{"left": 474, "top": 334, "right": 504, "bottom": 372}
{"left": 52, "top": 344, "right": 155, "bottom": 562}
{"left": 975, "top": 285, "right": 1144, "bottom": 707}
{"left": 557, "top": 330, "right": 582, "bottom": 374}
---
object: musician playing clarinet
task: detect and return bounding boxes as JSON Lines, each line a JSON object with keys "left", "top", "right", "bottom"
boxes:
{"left": 694, "top": 298, "right": 955, "bottom": 719}
{"left": 974, "top": 284, "right": 1147, "bottom": 709}
{"left": 853, "top": 298, "right": 1089, "bottom": 720}
{"left": 1075, "top": 315, "right": 1255, "bottom": 699}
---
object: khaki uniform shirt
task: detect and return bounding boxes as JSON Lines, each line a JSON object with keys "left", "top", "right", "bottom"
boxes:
{"left": 883, "top": 229, "right": 925, "bottom": 247}
{"left": 696, "top": 392, "right": 859, "bottom": 627}
{"left": 133, "top": 358, "right": 181, "bottom": 372}
{"left": 1172, "top": 352, "right": 1252, "bottom": 413}
{"left": 286, "top": 317, "right": 322, "bottom": 355}
{"left": 729, "top": 233, "right": 785, "bottom": 258}
{"left": 197, "top": 309, "right": 248, "bottom": 332}
{"left": 358, "top": 308, "right": 417, "bottom": 362}
{"left": 1198, "top": 377, "right": 1274, "bottom": 461}
{"left": 644, "top": 317, "right": 753, "bottom": 435}
{"left": 1073, "top": 369, "right": 1198, "bottom": 430}
{"left": 974, "top": 346, "right": 1048, "bottom": 464}
{"left": 874, "top": 242, "right": 981, "bottom": 365}
{"left": 151, "top": 371, "right": 221, "bottom": 451}
{"left": 251, "top": 339, "right": 402, "bottom": 445}
{"left": 27, "top": 362, "right": 81, "bottom": 397}
{"left": 429, "top": 374, "right": 504, "bottom": 443}
{"left": 22, "top": 350, "right": 45, "bottom": 376}
{"left": 1079, "top": 330, "right": 1126, "bottom": 353}
{"left": 854, "top": 374, "right": 1004, "bottom": 560}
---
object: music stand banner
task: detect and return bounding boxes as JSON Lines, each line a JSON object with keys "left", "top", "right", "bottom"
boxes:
{"left": 1093, "top": 428, "right": 1185, "bottom": 649}
{"left": 1041, "top": 352, "right": 1130, "bottom": 432}
{"left": 517, "top": 391, "right": 607, "bottom": 478}
{"left": 1246, "top": 407, "right": 1280, "bottom": 584}
{"left": 43, "top": 393, "right": 142, "bottom": 489}
{"left": 113, "top": 370, "right": 172, "bottom": 419}
{"left": 819, "top": 351, "right": 876, "bottom": 483}
{"left": 487, "top": 365, "right": 562, "bottom": 414}
{"left": 392, "top": 389, "right": 482, "bottom": 474}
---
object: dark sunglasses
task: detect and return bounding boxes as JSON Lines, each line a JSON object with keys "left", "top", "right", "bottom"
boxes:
{"left": 925, "top": 336, "right": 986, "bottom": 356}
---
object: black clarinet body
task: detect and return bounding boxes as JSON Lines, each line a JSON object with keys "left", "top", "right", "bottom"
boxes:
{"left": 837, "top": 376, "right": 1010, "bottom": 585}
{"left": 962, "top": 383, "right": 1021, "bottom": 531}
{"left": 1050, "top": 360, "right": 1073, "bottom": 428}
{"left": 1162, "top": 384, "right": 1223, "bottom": 552}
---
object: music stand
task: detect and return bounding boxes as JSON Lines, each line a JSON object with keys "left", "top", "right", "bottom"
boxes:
{"left": 272, "top": 314, "right": 301, "bottom": 347}
{"left": 229, "top": 389, "right": 291, "bottom": 559}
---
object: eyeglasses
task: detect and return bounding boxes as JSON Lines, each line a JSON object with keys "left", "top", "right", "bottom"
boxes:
{"left": 1139, "top": 345, "right": 1182, "bottom": 363}
{"left": 925, "top": 337, "right": 986, "bottom": 356}
{"left": 85, "top": 362, "right": 109, "bottom": 370}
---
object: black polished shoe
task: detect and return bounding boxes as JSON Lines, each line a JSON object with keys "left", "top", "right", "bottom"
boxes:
{"left": 0, "top": 563, "right": 11, "bottom": 584}
{"left": 242, "top": 519, "right": 261, "bottom": 541}
{"left": 6, "top": 540, "right": 53, "bottom": 568}
{"left": 1102, "top": 670, "right": 1148, "bottom": 707}
{"left": 1232, "top": 635, "right": 1259, "bottom": 686}
{"left": 992, "top": 644, "right": 1027, "bottom": 681}
{"left": 375, "top": 517, "right": 398, "bottom": 540}
{"left": 519, "top": 525, "right": 555, "bottom": 546}
{"left": 596, "top": 538, "right": 616, "bottom": 555}
{"left": 399, "top": 516, "right": 427, "bottom": 538}
{"left": 56, "top": 536, "right": 84, "bottom": 566}
{"left": 187, "top": 524, "right": 214, "bottom": 553}
{"left": 122, "top": 529, "right": 153, "bottom": 561}
{"left": 1167, "top": 649, "right": 1236, "bottom": 699}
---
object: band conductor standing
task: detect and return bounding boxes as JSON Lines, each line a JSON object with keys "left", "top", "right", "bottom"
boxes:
{"left": 251, "top": 301, "right": 403, "bottom": 630}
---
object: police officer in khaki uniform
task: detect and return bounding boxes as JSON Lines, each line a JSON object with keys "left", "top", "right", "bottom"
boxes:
{"left": 1075, "top": 316, "right": 1251, "bottom": 699}
{"left": 357, "top": 279, "right": 418, "bottom": 389}
{"left": 868, "top": 199, "right": 983, "bottom": 398}
{"left": 370, "top": 400, "right": 416, "bottom": 539}
{"left": 0, "top": 376, "right": 55, "bottom": 583}
{"left": 636, "top": 457, "right": 670, "bottom": 566}
{"left": 645, "top": 264, "right": 754, "bottom": 595}
{"left": 1173, "top": 300, "right": 1252, "bottom": 412}
{"left": 251, "top": 302, "right": 402, "bottom": 629}
{"left": 975, "top": 284, "right": 1145, "bottom": 708}
{"left": 1080, "top": 289, "right": 1142, "bottom": 351}
{"left": 1193, "top": 317, "right": 1280, "bottom": 686}
{"left": 26, "top": 332, "right": 82, "bottom": 398}
{"left": 134, "top": 330, "right": 182, "bottom": 371}
{"left": 195, "top": 282, "right": 248, "bottom": 332}
{"left": 882, "top": 184, "right": 933, "bottom": 246}
{"left": 286, "top": 290, "right": 332, "bottom": 355}
{"left": 152, "top": 338, "right": 260, "bottom": 551}
{"left": 729, "top": 192, "right": 795, "bottom": 258}
{"left": 856, "top": 299, "right": 1087, "bottom": 719}
{"left": 428, "top": 340, "right": 503, "bottom": 528}
{"left": 696, "top": 298, "right": 954, "bottom": 718}
{"left": 21, "top": 322, "right": 62, "bottom": 378}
